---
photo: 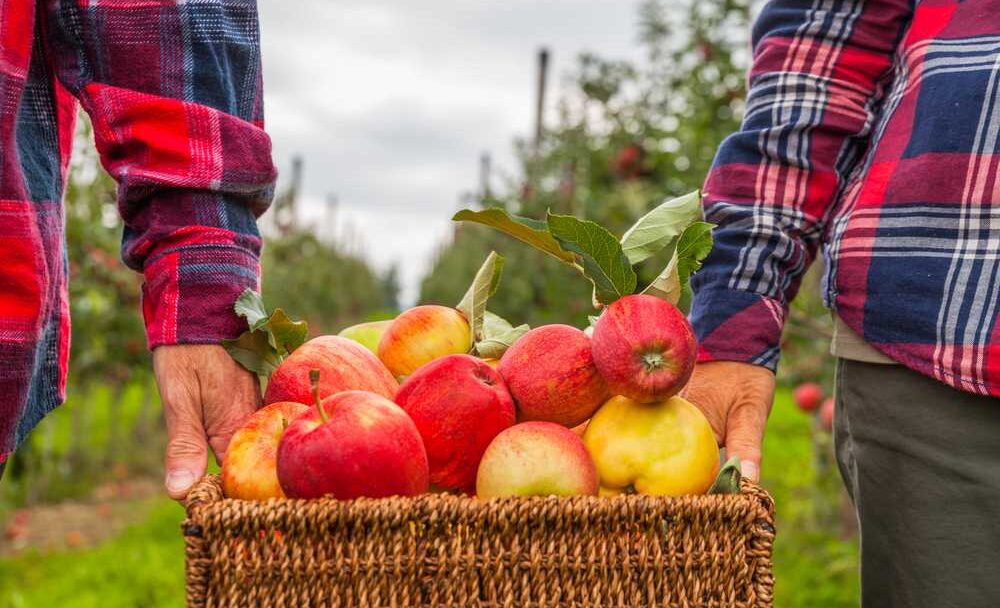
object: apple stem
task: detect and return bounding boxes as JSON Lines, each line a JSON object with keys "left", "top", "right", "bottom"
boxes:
{"left": 310, "top": 369, "right": 329, "bottom": 423}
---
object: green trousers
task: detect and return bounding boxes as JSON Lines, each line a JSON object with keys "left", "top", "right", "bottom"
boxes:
{"left": 834, "top": 359, "right": 1000, "bottom": 608}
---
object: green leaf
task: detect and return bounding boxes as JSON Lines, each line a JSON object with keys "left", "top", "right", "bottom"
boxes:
{"left": 456, "top": 252, "right": 505, "bottom": 344}
{"left": 620, "top": 190, "right": 702, "bottom": 265}
{"left": 642, "top": 222, "right": 714, "bottom": 305}
{"left": 452, "top": 208, "right": 576, "bottom": 264}
{"left": 675, "top": 221, "right": 715, "bottom": 286}
{"left": 233, "top": 289, "right": 270, "bottom": 331}
{"left": 222, "top": 330, "right": 283, "bottom": 378}
{"left": 708, "top": 456, "right": 742, "bottom": 495}
{"left": 266, "top": 308, "right": 309, "bottom": 354}
{"left": 547, "top": 212, "right": 637, "bottom": 305}
{"left": 227, "top": 289, "right": 309, "bottom": 378}
{"left": 475, "top": 311, "right": 529, "bottom": 359}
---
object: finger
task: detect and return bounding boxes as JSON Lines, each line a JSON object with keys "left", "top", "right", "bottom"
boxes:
{"left": 163, "top": 401, "right": 209, "bottom": 500}
{"left": 202, "top": 353, "right": 260, "bottom": 464}
{"left": 723, "top": 401, "right": 768, "bottom": 482}
{"left": 157, "top": 362, "right": 209, "bottom": 500}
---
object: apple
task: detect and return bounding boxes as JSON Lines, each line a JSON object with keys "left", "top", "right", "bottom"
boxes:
{"left": 338, "top": 320, "right": 392, "bottom": 354}
{"left": 498, "top": 324, "right": 608, "bottom": 427}
{"left": 476, "top": 421, "right": 598, "bottom": 498}
{"left": 395, "top": 354, "right": 515, "bottom": 491}
{"left": 264, "top": 335, "right": 398, "bottom": 405}
{"left": 820, "top": 396, "right": 835, "bottom": 431}
{"left": 793, "top": 382, "right": 824, "bottom": 412}
{"left": 221, "top": 401, "right": 309, "bottom": 500}
{"left": 481, "top": 358, "right": 500, "bottom": 369}
{"left": 276, "top": 371, "right": 429, "bottom": 499}
{"left": 591, "top": 294, "right": 697, "bottom": 403}
{"left": 583, "top": 395, "right": 719, "bottom": 496}
{"left": 378, "top": 305, "right": 472, "bottom": 378}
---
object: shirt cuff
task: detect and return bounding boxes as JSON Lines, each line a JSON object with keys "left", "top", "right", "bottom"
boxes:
{"left": 689, "top": 286, "right": 786, "bottom": 371}
{"left": 140, "top": 228, "right": 261, "bottom": 349}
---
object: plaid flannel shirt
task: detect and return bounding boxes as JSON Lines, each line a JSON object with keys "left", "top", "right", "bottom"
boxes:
{"left": 0, "top": 0, "right": 275, "bottom": 463}
{"left": 690, "top": 0, "right": 1000, "bottom": 396}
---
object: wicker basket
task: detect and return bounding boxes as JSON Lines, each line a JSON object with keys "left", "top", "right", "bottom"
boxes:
{"left": 183, "top": 475, "right": 774, "bottom": 607}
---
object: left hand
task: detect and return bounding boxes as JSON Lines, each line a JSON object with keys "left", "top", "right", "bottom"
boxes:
{"left": 152, "top": 344, "right": 260, "bottom": 501}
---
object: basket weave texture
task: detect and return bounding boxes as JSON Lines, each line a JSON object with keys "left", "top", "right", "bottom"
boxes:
{"left": 184, "top": 474, "right": 774, "bottom": 607}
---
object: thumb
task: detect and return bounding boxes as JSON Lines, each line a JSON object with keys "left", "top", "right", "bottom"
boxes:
{"left": 163, "top": 398, "right": 209, "bottom": 501}
{"left": 724, "top": 402, "right": 767, "bottom": 482}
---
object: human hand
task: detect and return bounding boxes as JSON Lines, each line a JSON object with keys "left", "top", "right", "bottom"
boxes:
{"left": 152, "top": 344, "right": 260, "bottom": 500}
{"left": 682, "top": 361, "right": 775, "bottom": 481}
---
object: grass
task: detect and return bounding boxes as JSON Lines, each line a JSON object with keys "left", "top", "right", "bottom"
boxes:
{"left": 0, "top": 499, "right": 185, "bottom": 608}
{"left": 0, "top": 389, "right": 859, "bottom": 607}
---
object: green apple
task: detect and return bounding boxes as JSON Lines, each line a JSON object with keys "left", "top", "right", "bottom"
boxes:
{"left": 338, "top": 320, "right": 393, "bottom": 354}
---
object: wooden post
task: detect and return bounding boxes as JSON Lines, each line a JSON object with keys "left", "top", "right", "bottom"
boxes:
{"left": 534, "top": 48, "right": 550, "bottom": 156}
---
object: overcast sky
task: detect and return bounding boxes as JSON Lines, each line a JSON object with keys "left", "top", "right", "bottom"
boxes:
{"left": 257, "top": 0, "right": 646, "bottom": 305}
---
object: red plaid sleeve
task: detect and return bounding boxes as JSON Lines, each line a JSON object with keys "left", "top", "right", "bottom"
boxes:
{"left": 689, "top": 0, "right": 913, "bottom": 370}
{"left": 42, "top": 0, "right": 276, "bottom": 348}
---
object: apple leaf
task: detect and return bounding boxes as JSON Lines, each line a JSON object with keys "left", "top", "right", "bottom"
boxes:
{"left": 475, "top": 311, "right": 529, "bottom": 359}
{"left": 452, "top": 208, "right": 577, "bottom": 265}
{"left": 265, "top": 308, "right": 309, "bottom": 354}
{"left": 620, "top": 190, "right": 702, "bottom": 265}
{"left": 456, "top": 252, "right": 505, "bottom": 345}
{"left": 547, "top": 212, "right": 637, "bottom": 305}
{"left": 221, "top": 330, "right": 283, "bottom": 378}
{"left": 641, "top": 222, "right": 714, "bottom": 305}
{"left": 708, "top": 456, "right": 742, "bottom": 495}
{"left": 675, "top": 221, "right": 715, "bottom": 286}
{"left": 222, "top": 289, "right": 309, "bottom": 379}
{"left": 233, "top": 289, "right": 270, "bottom": 331}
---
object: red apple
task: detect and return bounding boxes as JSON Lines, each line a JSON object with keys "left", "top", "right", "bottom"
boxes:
{"left": 475, "top": 421, "right": 598, "bottom": 498}
{"left": 498, "top": 324, "right": 608, "bottom": 427}
{"left": 591, "top": 294, "right": 697, "bottom": 403}
{"left": 793, "top": 382, "right": 824, "bottom": 412}
{"left": 265, "top": 335, "right": 398, "bottom": 405}
{"left": 378, "top": 305, "right": 472, "bottom": 379}
{"left": 221, "top": 401, "right": 310, "bottom": 500}
{"left": 395, "top": 354, "right": 515, "bottom": 492}
{"left": 276, "top": 372, "right": 429, "bottom": 499}
{"left": 820, "top": 396, "right": 835, "bottom": 432}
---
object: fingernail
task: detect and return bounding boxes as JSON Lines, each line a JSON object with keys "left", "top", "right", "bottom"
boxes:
{"left": 740, "top": 460, "right": 758, "bottom": 482}
{"left": 166, "top": 469, "right": 195, "bottom": 494}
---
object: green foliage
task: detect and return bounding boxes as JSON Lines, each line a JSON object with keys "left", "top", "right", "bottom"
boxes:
{"left": 223, "top": 290, "right": 308, "bottom": 378}
{"left": 260, "top": 230, "right": 393, "bottom": 334}
{"left": 422, "top": 0, "right": 750, "bottom": 321}
{"left": 546, "top": 212, "right": 637, "bottom": 305}
{"left": 456, "top": 252, "right": 505, "bottom": 344}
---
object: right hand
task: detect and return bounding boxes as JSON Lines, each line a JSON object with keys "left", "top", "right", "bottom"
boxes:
{"left": 682, "top": 361, "right": 775, "bottom": 482}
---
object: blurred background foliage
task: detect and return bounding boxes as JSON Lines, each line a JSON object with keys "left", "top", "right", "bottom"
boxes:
{"left": 2, "top": 1, "right": 847, "bottom": 606}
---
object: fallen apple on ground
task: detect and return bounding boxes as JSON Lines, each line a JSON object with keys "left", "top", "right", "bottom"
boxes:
{"left": 583, "top": 394, "right": 719, "bottom": 496}
{"left": 476, "top": 421, "right": 598, "bottom": 498}
{"left": 338, "top": 320, "right": 393, "bottom": 354}
{"left": 276, "top": 371, "right": 429, "bottom": 499}
{"left": 591, "top": 294, "right": 697, "bottom": 403}
{"left": 395, "top": 354, "right": 515, "bottom": 492}
{"left": 222, "top": 401, "right": 310, "bottom": 500}
{"left": 378, "top": 305, "right": 473, "bottom": 378}
{"left": 265, "top": 335, "right": 398, "bottom": 405}
{"left": 793, "top": 383, "right": 824, "bottom": 413}
{"left": 498, "top": 324, "right": 608, "bottom": 427}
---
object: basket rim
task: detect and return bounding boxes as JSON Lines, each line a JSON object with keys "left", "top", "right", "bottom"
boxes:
{"left": 184, "top": 474, "right": 774, "bottom": 524}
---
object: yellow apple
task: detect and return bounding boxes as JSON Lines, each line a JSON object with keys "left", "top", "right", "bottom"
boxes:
{"left": 583, "top": 395, "right": 719, "bottom": 496}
